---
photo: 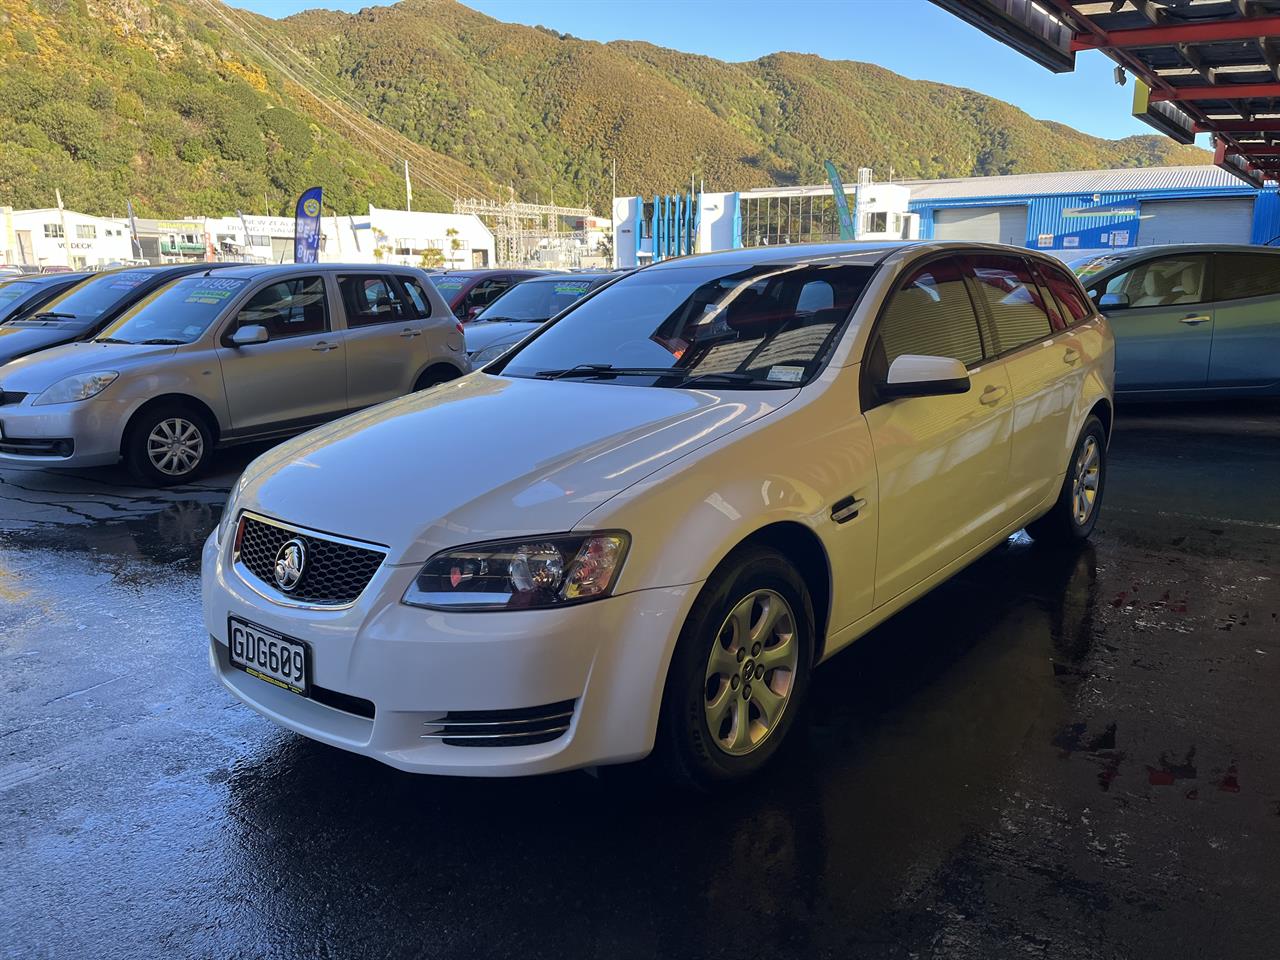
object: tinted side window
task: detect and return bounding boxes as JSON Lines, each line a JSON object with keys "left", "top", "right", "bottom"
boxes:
{"left": 465, "top": 279, "right": 511, "bottom": 313}
{"left": 338, "top": 275, "right": 413, "bottom": 327}
{"left": 1214, "top": 253, "right": 1280, "bottom": 301}
{"left": 873, "top": 258, "right": 986, "bottom": 373}
{"left": 1103, "top": 255, "right": 1208, "bottom": 307}
{"left": 398, "top": 276, "right": 434, "bottom": 318}
{"left": 1039, "top": 262, "right": 1092, "bottom": 324}
{"left": 968, "top": 254, "right": 1054, "bottom": 353}
{"left": 235, "top": 277, "right": 328, "bottom": 339}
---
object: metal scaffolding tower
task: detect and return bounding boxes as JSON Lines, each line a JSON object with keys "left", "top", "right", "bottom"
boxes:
{"left": 453, "top": 197, "right": 594, "bottom": 267}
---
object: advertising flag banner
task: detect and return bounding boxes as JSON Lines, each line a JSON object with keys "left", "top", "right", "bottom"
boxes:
{"left": 824, "top": 161, "right": 857, "bottom": 241}
{"left": 126, "top": 199, "right": 144, "bottom": 260}
{"left": 294, "top": 186, "right": 323, "bottom": 264}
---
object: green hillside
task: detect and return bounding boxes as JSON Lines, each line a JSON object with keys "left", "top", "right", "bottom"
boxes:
{"left": 0, "top": 0, "right": 1208, "bottom": 219}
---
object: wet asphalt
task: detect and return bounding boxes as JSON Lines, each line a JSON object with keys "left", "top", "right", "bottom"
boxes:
{"left": 2, "top": 402, "right": 1278, "bottom": 960}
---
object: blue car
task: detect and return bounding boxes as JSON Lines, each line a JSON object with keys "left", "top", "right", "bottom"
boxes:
{"left": 1072, "top": 244, "right": 1280, "bottom": 399}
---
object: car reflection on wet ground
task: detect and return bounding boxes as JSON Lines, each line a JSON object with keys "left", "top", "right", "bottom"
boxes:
{"left": 2, "top": 403, "right": 1278, "bottom": 960}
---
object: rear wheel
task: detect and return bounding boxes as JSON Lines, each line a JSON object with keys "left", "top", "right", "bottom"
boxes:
{"left": 124, "top": 406, "right": 213, "bottom": 486}
{"left": 1026, "top": 415, "right": 1107, "bottom": 545}
{"left": 656, "top": 546, "right": 813, "bottom": 788}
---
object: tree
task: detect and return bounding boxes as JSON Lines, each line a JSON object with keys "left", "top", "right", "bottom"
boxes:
{"left": 419, "top": 247, "right": 445, "bottom": 269}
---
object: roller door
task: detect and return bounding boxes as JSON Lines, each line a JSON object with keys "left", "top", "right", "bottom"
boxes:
{"left": 932, "top": 205, "right": 1028, "bottom": 245}
{"left": 1139, "top": 198, "right": 1254, "bottom": 245}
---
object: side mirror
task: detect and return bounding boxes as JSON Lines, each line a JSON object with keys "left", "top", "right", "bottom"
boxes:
{"left": 230, "top": 324, "right": 269, "bottom": 347}
{"left": 879, "top": 355, "right": 971, "bottom": 401}
{"left": 465, "top": 306, "right": 484, "bottom": 321}
{"left": 1098, "top": 292, "right": 1129, "bottom": 310}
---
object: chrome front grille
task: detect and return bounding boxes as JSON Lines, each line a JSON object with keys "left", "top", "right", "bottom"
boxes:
{"left": 421, "top": 700, "right": 576, "bottom": 747}
{"left": 233, "top": 513, "right": 386, "bottom": 607}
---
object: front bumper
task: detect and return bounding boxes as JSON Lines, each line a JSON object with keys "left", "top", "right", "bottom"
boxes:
{"left": 202, "top": 530, "right": 698, "bottom": 776}
{"left": 0, "top": 396, "right": 129, "bottom": 467}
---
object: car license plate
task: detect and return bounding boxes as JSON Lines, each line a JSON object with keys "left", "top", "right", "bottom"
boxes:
{"left": 228, "top": 617, "right": 309, "bottom": 696}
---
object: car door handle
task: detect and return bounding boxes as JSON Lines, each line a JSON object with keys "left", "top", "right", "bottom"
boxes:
{"left": 1063, "top": 348, "right": 1080, "bottom": 365}
{"left": 310, "top": 341, "right": 339, "bottom": 352}
{"left": 1180, "top": 314, "right": 1210, "bottom": 325}
{"left": 979, "top": 384, "right": 1008, "bottom": 405}
{"left": 831, "top": 495, "right": 867, "bottom": 524}
{"left": 399, "top": 328, "right": 422, "bottom": 338}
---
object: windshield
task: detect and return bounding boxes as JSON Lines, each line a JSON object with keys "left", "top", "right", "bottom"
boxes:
{"left": 1068, "top": 253, "right": 1133, "bottom": 279}
{"left": 496, "top": 262, "right": 873, "bottom": 388}
{"left": 429, "top": 274, "right": 475, "bottom": 294}
{"left": 476, "top": 277, "right": 599, "bottom": 322}
{"left": 0, "top": 281, "right": 41, "bottom": 321}
{"left": 31, "top": 270, "right": 154, "bottom": 326}
{"left": 97, "top": 276, "right": 249, "bottom": 344}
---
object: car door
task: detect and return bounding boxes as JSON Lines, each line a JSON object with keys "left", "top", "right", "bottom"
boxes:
{"left": 966, "top": 253, "right": 1078, "bottom": 516}
{"left": 337, "top": 272, "right": 425, "bottom": 408}
{"left": 216, "top": 274, "right": 347, "bottom": 433}
{"left": 862, "top": 255, "right": 1014, "bottom": 607}
{"left": 1206, "top": 251, "right": 1280, "bottom": 389}
{"left": 399, "top": 272, "right": 464, "bottom": 374}
{"left": 1091, "top": 253, "right": 1212, "bottom": 391}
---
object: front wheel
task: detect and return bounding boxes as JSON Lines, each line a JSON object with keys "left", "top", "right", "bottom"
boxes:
{"left": 1026, "top": 415, "right": 1107, "bottom": 545}
{"left": 124, "top": 407, "right": 213, "bottom": 486}
{"left": 656, "top": 546, "right": 813, "bottom": 788}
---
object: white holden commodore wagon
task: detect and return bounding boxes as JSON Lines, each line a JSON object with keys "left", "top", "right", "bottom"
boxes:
{"left": 202, "top": 241, "right": 1114, "bottom": 787}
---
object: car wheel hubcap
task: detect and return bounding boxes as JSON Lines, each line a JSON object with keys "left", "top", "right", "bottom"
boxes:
{"left": 1072, "top": 435, "right": 1101, "bottom": 525}
{"left": 703, "top": 588, "right": 799, "bottom": 757}
{"left": 147, "top": 418, "right": 203, "bottom": 477}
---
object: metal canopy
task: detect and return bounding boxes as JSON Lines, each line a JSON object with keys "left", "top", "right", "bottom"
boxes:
{"left": 931, "top": 0, "right": 1280, "bottom": 187}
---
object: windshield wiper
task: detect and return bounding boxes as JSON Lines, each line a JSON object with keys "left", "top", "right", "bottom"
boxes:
{"left": 533, "top": 365, "right": 787, "bottom": 388}
{"left": 95, "top": 336, "right": 133, "bottom": 344}
{"left": 535, "top": 364, "right": 684, "bottom": 380}
{"left": 31, "top": 311, "right": 77, "bottom": 321}
{"left": 138, "top": 338, "right": 186, "bottom": 345}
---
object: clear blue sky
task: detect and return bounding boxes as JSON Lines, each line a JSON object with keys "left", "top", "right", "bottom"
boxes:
{"left": 232, "top": 0, "right": 1167, "bottom": 142}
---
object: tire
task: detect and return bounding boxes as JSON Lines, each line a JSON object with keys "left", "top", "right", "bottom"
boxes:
{"left": 414, "top": 365, "right": 460, "bottom": 391}
{"left": 1026, "top": 415, "right": 1107, "bottom": 546}
{"left": 123, "top": 405, "right": 214, "bottom": 486}
{"left": 656, "top": 546, "right": 814, "bottom": 789}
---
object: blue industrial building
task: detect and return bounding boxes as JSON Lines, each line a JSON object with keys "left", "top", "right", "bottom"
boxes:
{"left": 906, "top": 165, "right": 1280, "bottom": 258}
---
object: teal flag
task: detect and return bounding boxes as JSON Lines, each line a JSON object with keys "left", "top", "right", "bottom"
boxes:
{"left": 824, "top": 161, "right": 856, "bottom": 241}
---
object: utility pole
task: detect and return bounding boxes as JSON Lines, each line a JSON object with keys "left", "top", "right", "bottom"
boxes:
{"left": 55, "top": 188, "right": 69, "bottom": 267}
{"left": 404, "top": 159, "right": 413, "bottom": 213}
{"left": 611, "top": 158, "right": 617, "bottom": 209}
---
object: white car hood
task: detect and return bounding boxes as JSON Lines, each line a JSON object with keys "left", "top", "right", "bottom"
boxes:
{"left": 236, "top": 373, "right": 795, "bottom": 565}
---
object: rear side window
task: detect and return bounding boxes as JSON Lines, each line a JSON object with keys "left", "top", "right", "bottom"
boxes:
{"left": 968, "top": 254, "right": 1054, "bottom": 353}
{"left": 1039, "top": 262, "right": 1092, "bottom": 325}
{"left": 398, "top": 277, "right": 434, "bottom": 318}
{"left": 873, "top": 258, "right": 986, "bottom": 371}
{"left": 1213, "top": 253, "right": 1280, "bottom": 301}
{"left": 338, "top": 275, "right": 414, "bottom": 327}
{"left": 234, "top": 277, "right": 328, "bottom": 340}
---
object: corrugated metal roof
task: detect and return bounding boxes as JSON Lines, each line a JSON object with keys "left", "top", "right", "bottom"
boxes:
{"left": 903, "top": 165, "right": 1249, "bottom": 200}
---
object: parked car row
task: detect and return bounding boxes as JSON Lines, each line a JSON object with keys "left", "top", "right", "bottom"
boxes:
{"left": 202, "top": 240, "right": 1116, "bottom": 787}
{"left": 0, "top": 263, "right": 471, "bottom": 483}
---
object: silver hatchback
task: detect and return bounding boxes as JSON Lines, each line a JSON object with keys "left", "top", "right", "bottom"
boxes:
{"left": 0, "top": 263, "right": 469, "bottom": 484}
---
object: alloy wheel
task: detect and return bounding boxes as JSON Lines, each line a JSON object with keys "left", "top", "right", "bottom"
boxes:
{"left": 1072, "top": 435, "right": 1101, "bottom": 525}
{"left": 146, "top": 417, "right": 204, "bottom": 477}
{"left": 703, "top": 588, "right": 800, "bottom": 757}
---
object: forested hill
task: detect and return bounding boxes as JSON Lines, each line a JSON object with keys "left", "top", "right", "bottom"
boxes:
{"left": 0, "top": 0, "right": 1208, "bottom": 218}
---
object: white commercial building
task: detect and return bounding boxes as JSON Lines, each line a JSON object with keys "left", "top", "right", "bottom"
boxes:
{"left": 613, "top": 179, "right": 918, "bottom": 268}
{"left": 0, "top": 207, "right": 135, "bottom": 270}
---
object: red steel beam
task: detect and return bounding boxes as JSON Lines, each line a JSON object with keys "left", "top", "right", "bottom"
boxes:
{"left": 1151, "top": 81, "right": 1280, "bottom": 101}
{"left": 1072, "top": 16, "right": 1280, "bottom": 50}
{"left": 1196, "top": 120, "right": 1280, "bottom": 132}
{"left": 1230, "top": 145, "right": 1280, "bottom": 156}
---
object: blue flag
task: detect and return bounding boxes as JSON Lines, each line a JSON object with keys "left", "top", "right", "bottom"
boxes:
{"left": 294, "top": 186, "right": 323, "bottom": 264}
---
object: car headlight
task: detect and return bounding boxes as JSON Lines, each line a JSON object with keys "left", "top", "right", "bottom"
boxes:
{"left": 216, "top": 472, "right": 249, "bottom": 546}
{"left": 33, "top": 371, "right": 118, "bottom": 406}
{"left": 402, "top": 532, "right": 630, "bottom": 610}
{"left": 469, "top": 342, "right": 513, "bottom": 365}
